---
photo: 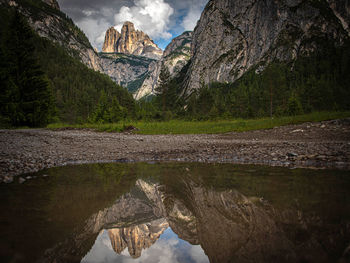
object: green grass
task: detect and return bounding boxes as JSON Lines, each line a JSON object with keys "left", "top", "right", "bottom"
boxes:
{"left": 46, "top": 111, "right": 350, "bottom": 135}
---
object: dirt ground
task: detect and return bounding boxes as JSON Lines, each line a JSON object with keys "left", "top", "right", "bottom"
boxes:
{"left": 1, "top": 118, "right": 350, "bottom": 183}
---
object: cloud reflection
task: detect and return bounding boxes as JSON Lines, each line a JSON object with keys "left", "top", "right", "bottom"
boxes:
{"left": 82, "top": 227, "right": 208, "bottom": 263}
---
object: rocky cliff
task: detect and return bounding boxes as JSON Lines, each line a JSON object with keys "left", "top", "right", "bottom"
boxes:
{"left": 185, "top": 0, "right": 350, "bottom": 93}
{"left": 100, "top": 30, "right": 192, "bottom": 100}
{"left": 102, "top": 22, "right": 163, "bottom": 60}
{"left": 162, "top": 31, "right": 192, "bottom": 76}
{"left": 102, "top": 27, "right": 120, "bottom": 53}
{"left": 134, "top": 31, "right": 192, "bottom": 100}
{"left": 99, "top": 53, "right": 156, "bottom": 94}
{"left": 0, "top": 0, "right": 102, "bottom": 71}
{"left": 108, "top": 219, "right": 168, "bottom": 258}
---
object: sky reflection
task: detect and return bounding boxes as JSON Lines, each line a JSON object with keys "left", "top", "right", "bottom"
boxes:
{"left": 82, "top": 227, "right": 209, "bottom": 263}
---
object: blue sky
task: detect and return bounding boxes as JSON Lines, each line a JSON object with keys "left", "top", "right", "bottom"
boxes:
{"left": 57, "top": 0, "right": 208, "bottom": 50}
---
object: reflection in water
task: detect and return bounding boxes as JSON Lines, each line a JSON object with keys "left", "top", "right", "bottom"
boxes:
{"left": 82, "top": 228, "right": 208, "bottom": 263}
{"left": 108, "top": 219, "right": 169, "bottom": 258}
{"left": 0, "top": 163, "right": 350, "bottom": 263}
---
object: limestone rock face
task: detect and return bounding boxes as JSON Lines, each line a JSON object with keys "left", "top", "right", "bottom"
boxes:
{"left": 102, "top": 21, "right": 163, "bottom": 60}
{"left": 185, "top": 0, "right": 350, "bottom": 93}
{"left": 133, "top": 60, "right": 161, "bottom": 100}
{"left": 162, "top": 31, "right": 192, "bottom": 76}
{"left": 102, "top": 27, "right": 120, "bottom": 53}
{"left": 99, "top": 53, "right": 156, "bottom": 97}
{"left": 134, "top": 31, "right": 192, "bottom": 100}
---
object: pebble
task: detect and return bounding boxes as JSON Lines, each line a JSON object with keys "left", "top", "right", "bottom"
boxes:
{"left": 291, "top": 129, "right": 304, "bottom": 133}
{"left": 0, "top": 119, "right": 349, "bottom": 179}
{"left": 3, "top": 176, "right": 13, "bottom": 183}
{"left": 19, "top": 177, "right": 25, "bottom": 184}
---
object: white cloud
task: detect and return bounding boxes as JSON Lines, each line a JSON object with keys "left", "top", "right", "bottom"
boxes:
{"left": 114, "top": 0, "right": 174, "bottom": 40}
{"left": 76, "top": 17, "right": 110, "bottom": 49}
{"left": 181, "top": 0, "right": 208, "bottom": 31}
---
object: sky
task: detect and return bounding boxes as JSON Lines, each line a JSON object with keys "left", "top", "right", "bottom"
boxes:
{"left": 57, "top": 0, "right": 209, "bottom": 50}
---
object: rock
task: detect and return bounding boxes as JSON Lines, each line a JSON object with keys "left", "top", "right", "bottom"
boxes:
{"left": 185, "top": 0, "right": 350, "bottom": 92}
{"left": 102, "top": 27, "right": 120, "bottom": 53}
{"left": 99, "top": 53, "right": 156, "bottom": 95}
{"left": 287, "top": 152, "right": 298, "bottom": 157}
{"left": 42, "top": 0, "right": 60, "bottom": 10}
{"left": 102, "top": 21, "right": 163, "bottom": 60}
{"left": 122, "top": 125, "right": 139, "bottom": 133}
{"left": 3, "top": 176, "right": 14, "bottom": 183}
{"left": 291, "top": 129, "right": 304, "bottom": 133}
{"left": 19, "top": 177, "right": 26, "bottom": 184}
{"left": 162, "top": 31, "right": 192, "bottom": 76}
{"left": 134, "top": 31, "right": 193, "bottom": 100}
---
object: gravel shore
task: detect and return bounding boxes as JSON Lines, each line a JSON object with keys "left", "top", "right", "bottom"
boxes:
{"left": 1, "top": 119, "right": 350, "bottom": 183}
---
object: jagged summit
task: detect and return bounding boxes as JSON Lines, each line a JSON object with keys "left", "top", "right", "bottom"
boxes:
{"left": 102, "top": 21, "right": 163, "bottom": 60}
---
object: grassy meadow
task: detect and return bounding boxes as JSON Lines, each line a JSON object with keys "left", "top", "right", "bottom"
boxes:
{"left": 46, "top": 111, "right": 350, "bottom": 135}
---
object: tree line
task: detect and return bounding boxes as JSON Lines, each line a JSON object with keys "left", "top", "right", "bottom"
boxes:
{"left": 138, "top": 38, "right": 350, "bottom": 121}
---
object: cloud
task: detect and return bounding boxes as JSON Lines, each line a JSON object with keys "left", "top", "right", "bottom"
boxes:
{"left": 114, "top": 0, "right": 174, "bottom": 40}
{"left": 75, "top": 17, "right": 110, "bottom": 48}
{"left": 181, "top": 0, "right": 208, "bottom": 31}
{"left": 57, "top": 0, "right": 209, "bottom": 50}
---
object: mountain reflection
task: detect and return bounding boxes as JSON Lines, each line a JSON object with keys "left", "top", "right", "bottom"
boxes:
{"left": 38, "top": 172, "right": 350, "bottom": 263}
{"left": 108, "top": 219, "right": 169, "bottom": 258}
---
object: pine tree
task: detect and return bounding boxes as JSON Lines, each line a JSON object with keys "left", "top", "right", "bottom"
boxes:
{"left": 109, "top": 96, "right": 123, "bottom": 123}
{"left": 155, "top": 65, "right": 171, "bottom": 112}
{"left": 4, "top": 11, "right": 53, "bottom": 127}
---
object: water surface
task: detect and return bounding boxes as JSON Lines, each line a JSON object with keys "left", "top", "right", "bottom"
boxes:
{"left": 0, "top": 163, "right": 350, "bottom": 263}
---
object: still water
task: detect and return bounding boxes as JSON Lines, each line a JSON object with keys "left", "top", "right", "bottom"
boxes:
{"left": 0, "top": 163, "right": 350, "bottom": 263}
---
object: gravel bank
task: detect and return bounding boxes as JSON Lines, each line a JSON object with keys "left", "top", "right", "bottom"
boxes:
{"left": 1, "top": 119, "right": 350, "bottom": 183}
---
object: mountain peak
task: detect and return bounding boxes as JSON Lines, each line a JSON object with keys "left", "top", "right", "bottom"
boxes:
{"left": 102, "top": 22, "right": 163, "bottom": 60}
{"left": 122, "top": 21, "right": 135, "bottom": 28}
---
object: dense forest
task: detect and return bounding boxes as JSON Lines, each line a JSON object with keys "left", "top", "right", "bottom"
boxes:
{"left": 140, "top": 39, "right": 350, "bottom": 121}
{"left": 0, "top": 7, "right": 135, "bottom": 127}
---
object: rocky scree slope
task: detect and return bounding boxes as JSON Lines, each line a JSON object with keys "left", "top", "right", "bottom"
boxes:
{"left": 99, "top": 52, "right": 157, "bottom": 95}
{"left": 185, "top": 0, "right": 350, "bottom": 93}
